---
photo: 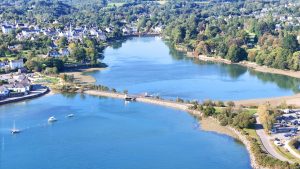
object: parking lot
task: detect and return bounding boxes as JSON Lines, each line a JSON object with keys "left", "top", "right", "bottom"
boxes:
{"left": 271, "top": 109, "right": 300, "bottom": 146}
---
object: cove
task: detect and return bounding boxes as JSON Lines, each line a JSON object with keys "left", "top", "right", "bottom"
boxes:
{"left": 0, "top": 94, "right": 251, "bottom": 169}
{"left": 87, "top": 36, "right": 300, "bottom": 101}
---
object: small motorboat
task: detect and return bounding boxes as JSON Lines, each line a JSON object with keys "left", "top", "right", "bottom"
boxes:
{"left": 48, "top": 116, "right": 57, "bottom": 123}
{"left": 66, "top": 114, "right": 74, "bottom": 118}
{"left": 11, "top": 121, "right": 21, "bottom": 134}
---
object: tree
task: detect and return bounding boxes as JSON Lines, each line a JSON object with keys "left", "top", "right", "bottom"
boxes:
{"left": 233, "top": 112, "right": 256, "bottom": 129}
{"left": 71, "top": 47, "right": 86, "bottom": 62}
{"left": 172, "top": 26, "right": 186, "bottom": 43}
{"left": 288, "top": 51, "right": 300, "bottom": 71}
{"left": 226, "top": 44, "right": 247, "bottom": 63}
{"left": 203, "top": 105, "right": 216, "bottom": 117}
{"left": 57, "top": 37, "right": 68, "bottom": 48}
{"left": 257, "top": 104, "right": 278, "bottom": 132}
{"left": 281, "top": 34, "right": 299, "bottom": 52}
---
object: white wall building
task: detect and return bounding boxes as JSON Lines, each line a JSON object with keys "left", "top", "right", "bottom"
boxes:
{"left": 9, "top": 59, "right": 24, "bottom": 70}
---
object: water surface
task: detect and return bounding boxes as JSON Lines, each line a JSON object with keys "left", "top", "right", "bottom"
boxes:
{"left": 0, "top": 94, "right": 251, "bottom": 169}
{"left": 88, "top": 36, "right": 300, "bottom": 101}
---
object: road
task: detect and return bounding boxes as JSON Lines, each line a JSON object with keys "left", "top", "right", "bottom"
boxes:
{"left": 255, "top": 117, "right": 292, "bottom": 162}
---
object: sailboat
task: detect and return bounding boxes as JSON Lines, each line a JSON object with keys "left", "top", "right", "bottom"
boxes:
{"left": 48, "top": 116, "right": 57, "bottom": 123}
{"left": 11, "top": 121, "right": 21, "bottom": 134}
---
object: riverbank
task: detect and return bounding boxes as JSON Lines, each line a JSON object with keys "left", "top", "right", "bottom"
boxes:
{"left": 197, "top": 55, "right": 300, "bottom": 79}
{"left": 62, "top": 67, "right": 105, "bottom": 85}
{"left": 0, "top": 87, "right": 49, "bottom": 105}
{"left": 193, "top": 55, "right": 300, "bottom": 107}
{"left": 200, "top": 117, "right": 239, "bottom": 139}
{"left": 235, "top": 93, "right": 300, "bottom": 107}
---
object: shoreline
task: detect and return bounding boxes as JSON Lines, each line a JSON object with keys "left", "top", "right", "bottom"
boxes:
{"left": 195, "top": 55, "right": 300, "bottom": 107}
{"left": 0, "top": 87, "right": 49, "bottom": 105}
{"left": 197, "top": 55, "right": 300, "bottom": 79}
{"left": 62, "top": 67, "right": 105, "bottom": 84}
{"left": 83, "top": 89, "right": 267, "bottom": 169}
{"left": 235, "top": 93, "right": 300, "bottom": 107}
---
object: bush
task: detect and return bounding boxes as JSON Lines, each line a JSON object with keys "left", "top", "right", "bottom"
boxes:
{"left": 232, "top": 112, "right": 256, "bottom": 129}
{"left": 227, "top": 101, "right": 235, "bottom": 107}
{"left": 215, "top": 100, "right": 225, "bottom": 107}
{"left": 203, "top": 105, "right": 216, "bottom": 117}
{"left": 202, "top": 99, "right": 215, "bottom": 106}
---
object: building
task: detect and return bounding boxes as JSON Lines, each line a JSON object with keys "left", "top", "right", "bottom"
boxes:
{"left": 0, "top": 86, "right": 9, "bottom": 96}
{"left": 9, "top": 59, "right": 24, "bottom": 70}
{"left": 60, "top": 48, "right": 70, "bottom": 57}
{"left": 48, "top": 50, "right": 60, "bottom": 57}
{"left": 1, "top": 25, "right": 15, "bottom": 34}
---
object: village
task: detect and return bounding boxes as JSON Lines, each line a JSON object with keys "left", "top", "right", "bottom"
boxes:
{"left": 1, "top": 20, "right": 163, "bottom": 58}
{"left": 0, "top": 69, "right": 48, "bottom": 103}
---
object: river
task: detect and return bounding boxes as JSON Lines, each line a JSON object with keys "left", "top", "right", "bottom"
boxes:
{"left": 87, "top": 36, "right": 300, "bottom": 101}
{"left": 2, "top": 36, "right": 297, "bottom": 169}
{"left": 0, "top": 94, "right": 251, "bottom": 169}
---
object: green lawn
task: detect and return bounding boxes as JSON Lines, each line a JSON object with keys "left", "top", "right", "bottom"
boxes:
{"left": 272, "top": 143, "right": 300, "bottom": 163}
{"left": 0, "top": 57, "right": 16, "bottom": 61}
{"left": 107, "top": 2, "right": 124, "bottom": 7}
{"left": 35, "top": 76, "right": 60, "bottom": 84}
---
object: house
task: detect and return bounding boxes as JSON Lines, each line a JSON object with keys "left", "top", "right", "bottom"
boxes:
{"left": 1, "top": 25, "right": 15, "bottom": 34}
{"left": 9, "top": 59, "right": 24, "bottom": 70}
{"left": 48, "top": 50, "right": 60, "bottom": 57}
{"left": 153, "top": 26, "right": 163, "bottom": 33}
{"left": 0, "top": 86, "right": 9, "bottom": 96}
{"left": 60, "top": 48, "right": 70, "bottom": 56}
{"left": 10, "top": 83, "right": 27, "bottom": 93}
{"left": 122, "top": 27, "right": 131, "bottom": 35}
{"left": 0, "top": 62, "right": 7, "bottom": 69}
{"left": 105, "top": 27, "right": 111, "bottom": 33}
{"left": 15, "top": 23, "right": 26, "bottom": 29}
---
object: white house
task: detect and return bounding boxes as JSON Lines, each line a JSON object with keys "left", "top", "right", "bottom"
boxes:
{"left": 48, "top": 50, "right": 60, "bottom": 57}
{"left": 0, "top": 86, "right": 9, "bottom": 96}
{"left": 9, "top": 59, "right": 24, "bottom": 70}
{"left": 0, "top": 62, "right": 6, "bottom": 69}
{"left": 60, "top": 48, "right": 70, "bottom": 56}
{"left": 9, "top": 83, "right": 27, "bottom": 93}
{"left": 1, "top": 25, "right": 15, "bottom": 34}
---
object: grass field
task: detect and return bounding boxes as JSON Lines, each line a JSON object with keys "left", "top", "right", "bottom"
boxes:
{"left": 107, "top": 2, "right": 125, "bottom": 7}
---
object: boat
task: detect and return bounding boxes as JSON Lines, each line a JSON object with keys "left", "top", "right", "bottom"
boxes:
{"left": 11, "top": 121, "right": 21, "bottom": 134}
{"left": 124, "top": 94, "right": 136, "bottom": 101}
{"left": 66, "top": 114, "right": 74, "bottom": 118}
{"left": 48, "top": 116, "right": 57, "bottom": 123}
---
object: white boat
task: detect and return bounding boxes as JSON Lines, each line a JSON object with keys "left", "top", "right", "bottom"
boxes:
{"left": 48, "top": 116, "right": 57, "bottom": 123}
{"left": 66, "top": 114, "right": 74, "bottom": 118}
{"left": 11, "top": 121, "right": 21, "bottom": 134}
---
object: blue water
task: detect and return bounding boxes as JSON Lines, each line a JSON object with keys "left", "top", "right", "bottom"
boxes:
{"left": 3, "top": 36, "right": 296, "bottom": 169}
{"left": 88, "top": 36, "right": 300, "bottom": 101}
{"left": 0, "top": 94, "right": 251, "bottom": 169}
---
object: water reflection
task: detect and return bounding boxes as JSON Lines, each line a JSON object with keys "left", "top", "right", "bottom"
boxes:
{"left": 166, "top": 41, "right": 300, "bottom": 91}
{"left": 91, "top": 36, "right": 300, "bottom": 100}
{"left": 248, "top": 69, "right": 300, "bottom": 93}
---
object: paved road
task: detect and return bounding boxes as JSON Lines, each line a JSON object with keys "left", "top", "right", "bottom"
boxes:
{"left": 255, "top": 117, "right": 292, "bottom": 162}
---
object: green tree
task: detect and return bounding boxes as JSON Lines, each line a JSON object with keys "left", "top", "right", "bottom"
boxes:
{"left": 281, "top": 34, "right": 299, "bottom": 52}
{"left": 226, "top": 44, "right": 247, "bottom": 63}
{"left": 288, "top": 51, "right": 300, "bottom": 71}
{"left": 57, "top": 37, "right": 68, "bottom": 48}
{"left": 233, "top": 112, "right": 256, "bottom": 129}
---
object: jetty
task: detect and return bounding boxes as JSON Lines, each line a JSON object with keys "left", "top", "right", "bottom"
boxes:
{"left": 84, "top": 90, "right": 194, "bottom": 113}
{"left": 0, "top": 87, "right": 49, "bottom": 105}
